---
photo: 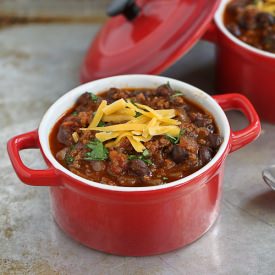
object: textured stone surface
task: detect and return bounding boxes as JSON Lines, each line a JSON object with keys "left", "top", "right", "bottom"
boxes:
{"left": 0, "top": 23, "right": 275, "bottom": 275}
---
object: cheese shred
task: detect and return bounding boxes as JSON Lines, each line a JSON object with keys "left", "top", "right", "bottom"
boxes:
{"left": 255, "top": 0, "right": 275, "bottom": 15}
{"left": 72, "top": 132, "right": 79, "bottom": 143}
{"left": 80, "top": 98, "right": 182, "bottom": 152}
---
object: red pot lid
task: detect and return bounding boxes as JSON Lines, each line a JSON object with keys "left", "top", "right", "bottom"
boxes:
{"left": 80, "top": 0, "right": 220, "bottom": 83}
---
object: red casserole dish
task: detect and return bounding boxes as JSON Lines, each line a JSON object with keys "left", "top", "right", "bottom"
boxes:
{"left": 7, "top": 75, "right": 261, "bottom": 256}
{"left": 203, "top": 0, "right": 275, "bottom": 123}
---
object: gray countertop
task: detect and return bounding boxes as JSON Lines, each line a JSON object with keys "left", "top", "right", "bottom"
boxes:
{"left": 1, "top": 23, "right": 275, "bottom": 275}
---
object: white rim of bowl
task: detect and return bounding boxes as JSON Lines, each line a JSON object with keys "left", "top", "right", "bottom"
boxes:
{"left": 215, "top": 0, "right": 275, "bottom": 59}
{"left": 39, "top": 75, "right": 230, "bottom": 192}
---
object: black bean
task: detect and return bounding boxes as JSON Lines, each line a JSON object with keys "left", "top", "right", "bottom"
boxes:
{"left": 170, "top": 145, "right": 189, "bottom": 164}
{"left": 190, "top": 112, "right": 213, "bottom": 128}
{"left": 238, "top": 9, "right": 258, "bottom": 30}
{"left": 128, "top": 159, "right": 151, "bottom": 177}
{"left": 256, "top": 12, "right": 275, "bottom": 28}
{"left": 206, "top": 124, "right": 215, "bottom": 134}
{"left": 199, "top": 147, "right": 213, "bottom": 165}
{"left": 76, "top": 92, "right": 91, "bottom": 106}
{"left": 208, "top": 134, "right": 223, "bottom": 149}
{"left": 226, "top": 0, "right": 249, "bottom": 16}
{"left": 227, "top": 23, "right": 242, "bottom": 37}
{"left": 194, "top": 117, "right": 212, "bottom": 128}
{"left": 57, "top": 123, "right": 76, "bottom": 146}
{"left": 155, "top": 84, "right": 172, "bottom": 97}
{"left": 56, "top": 147, "right": 69, "bottom": 162}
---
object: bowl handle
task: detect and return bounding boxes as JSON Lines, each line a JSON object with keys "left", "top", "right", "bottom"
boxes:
{"left": 213, "top": 94, "right": 261, "bottom": 153}
{"left": 7, "top": 130, "right": 61, "bottom": 186}
{"left": 202, "top": 20, "right": 219, "bottom": 44}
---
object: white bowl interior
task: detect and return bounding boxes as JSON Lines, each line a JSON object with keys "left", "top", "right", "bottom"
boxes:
{"left": 39, "top": 75, "right": 230, "bottom": 192}
{"left": 215, "top": 0, "right": 275, "bottom": 59}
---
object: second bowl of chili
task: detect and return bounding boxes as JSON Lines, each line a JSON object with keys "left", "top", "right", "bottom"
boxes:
{"left": 203, "top": 0, "right": 275, "bottom": 123}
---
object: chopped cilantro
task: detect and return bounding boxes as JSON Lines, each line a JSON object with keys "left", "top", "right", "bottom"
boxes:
{"left": 166, "top": 129, "right": 185, "bottom": 144}
{"left": 90, "top": 92, "right": 98, "bottom": 102}
{"left": 130, "top": 99, "right": 138, "bottom": 106}
{"left": 142, "top": 149, "right": 150, "bottom": 157}
{"left": 72, "top": 111, "right": 78, "bottom": 116}
{"left": 144, "top": 159, "right": 153, "bottom": 166}
{"left": 166, "top": 134, "right": 179, "bottom": 144}
{"left": 135, "top": 112, "right": 142, "bottom": 118}
{"left": 128, "top": 155, "right": 138, "bottom": 161}
{"left": 162, "top": 177, "right": 168, "bottom": 181}
{"left": 65, "top": 154, "right": 74, "bottom": 165}
{"left": 92, "top": 112, "right": 105, "bottom": 127}
{"left": 98, "top": 121, "right": 105, "bottom": 127}
{"left": 85, "top": 139, "right": 108, "bottom": 161}
{"left": 130, "top": 100, "right": 144, "bottom": 116}
{"left": 128, "top": 150, "right": 153, "bottom": 166}
{"left": 171, "top": 91, "right": 183, "bottom": 97}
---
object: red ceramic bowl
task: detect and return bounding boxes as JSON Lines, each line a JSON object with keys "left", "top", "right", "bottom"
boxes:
{"left": 7, "top": 75, "right": 261, "bottom": 256}
{"left": 203, "top": 0, "right": 275, "bottom": 123}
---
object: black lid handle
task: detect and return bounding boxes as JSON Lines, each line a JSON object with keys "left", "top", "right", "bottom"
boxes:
{"left": 107, "top": 0, "right": 141, "bottom": 21}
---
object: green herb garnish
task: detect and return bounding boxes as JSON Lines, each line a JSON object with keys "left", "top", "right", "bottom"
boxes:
{"left": 162, "top": 177, "right": 168, "bottom": 181}
{"left": 98, "top": 121, "right": 105, "bottom": 127}
{"left": 65, "top": 154, "right": 74, "bottom": 165}
{"left": 92, "top": 111, "right": 105, "bottom": 127}
{"left": 130, "top": 99, "right": 138, "bottom": 106}
{"left": 85, "top": 139, "right": 108, "bottom": 161}
{"left": 135, "top": 112, "right": 142, "bottom": 118}
{"left": 145, "top": 159, "right": 153, "bottom": 166}
{"left": 166, "top": 129, "right": 185, "bottom": 144}
{"left": 90, "top": 92, "right": 98, "bottom": 102}
{"left": 142, "top": 149, "right": 150, "bottom": 157}
{"left": 171, "top": 91, "right": 183, "bottom": 97}
{"left": 166, "top": 134, "right": 179, "bottom": 144}
{"left": 72, "top": 111, "right": 78, "bottom": 116}
{"left": 128, "top": 149, "right": 153, "bottom": 166}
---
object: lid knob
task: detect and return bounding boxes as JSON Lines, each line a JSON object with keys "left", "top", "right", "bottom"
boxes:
{"left": 107, "top": 0, "right": 141, "bottom": 21}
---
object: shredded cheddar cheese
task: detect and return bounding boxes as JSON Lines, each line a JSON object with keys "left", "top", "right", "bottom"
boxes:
{"left": 79, "top": 98, "right": 182, "bottom": 152}
{"left": 256, "top": 0, "right": 275, "bottom": 15}
{"left": 72, "top": 132, "right": 79, "bottom": 143}
{"left": 102, "top": 99, "right": 126, "bottom": 115}
{"left": 88, "top": 100, "right": 107, "bottom": 128}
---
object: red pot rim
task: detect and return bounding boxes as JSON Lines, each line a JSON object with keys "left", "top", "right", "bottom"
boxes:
{"left": 38, "top": 75, "right": 231, "bottom": 192}
{"left": 215, "top": 0, "right": 275, "bottom": 60}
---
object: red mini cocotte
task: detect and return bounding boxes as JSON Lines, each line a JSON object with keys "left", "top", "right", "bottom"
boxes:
{"left": 203, "top": 0, "right": 275, "bottom": 123}
{"left": 7, "top": 75, "right": 261, "bottom": 256}
{"left": 81, "top": 0, "right": 275, "bottom": 122}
